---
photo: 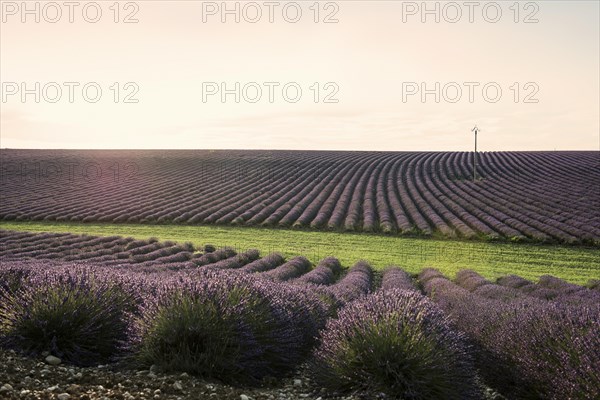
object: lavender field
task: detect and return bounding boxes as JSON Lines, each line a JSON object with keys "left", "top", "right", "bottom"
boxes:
{"left": 1, "top": 150, "right": 599, "bottom": 244}
{"left": 1, "top": 149, "right": 599, "bottom": 398}
{"left": 2, "top": 0, "right": 598, "bottom": 397}
{"left": 0, "top": 230, "right": 598, "bottom": 399}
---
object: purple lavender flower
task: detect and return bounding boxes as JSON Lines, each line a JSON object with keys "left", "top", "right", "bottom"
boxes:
{"left": 312, "top": 289, "right": 480, "bottom": 399}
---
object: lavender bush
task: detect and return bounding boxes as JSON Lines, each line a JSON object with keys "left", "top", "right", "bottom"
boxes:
{"left": 454, "top": 269, "right": 492, "bottom": 292}
{"left": 124, "top": 238, "right": 157, "bottom": 251}
{"left": 315, "top": 256, "right": 343, "bottom": 275}
{"left": 262, "top": 256, "right": 312, "bottom": 281}
{"left": 0, "top": 265, "right": 136, "bottom": 366}
{"left": 191, "top": 247, "right": 237, "bottom": 267}
{"left": 239, "top": 253, "right": 285, "bottom": 273}
{"left": 294, "top": 257, "right": 341, "bottom": 286}
{"left": 0, "top": 264, "right": 32, "bottom": 293}
{"left": 417, "top": 267, "right": 446, "bottom": 284}
{"left": 312, "top": 289, "right": 480, "bottom": 399}
{"left": 134, "top": 268, "right": 329, "bottom": 383}
{"left": 496, "top": 274, "right": 531, "bottom": 289}
{"left": 326, "top": 261, "right": 373, "bottom": 305}
{"left": 208, "top": 249, "right": 261, "bottom": 270}
{"left": 203, "top": 244, "right": 216, "bottom": 253}
{"left": 380, "top": 266, "right": 417, "bottom": 292}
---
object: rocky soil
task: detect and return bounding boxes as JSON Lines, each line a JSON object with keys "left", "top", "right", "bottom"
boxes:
{"left": 0, "top": 350, "right": 375, "bottom": 400}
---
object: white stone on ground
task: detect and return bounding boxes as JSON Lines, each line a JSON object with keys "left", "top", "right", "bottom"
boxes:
{"left": 45, "top": 355, "right": 62, "bottom": 366}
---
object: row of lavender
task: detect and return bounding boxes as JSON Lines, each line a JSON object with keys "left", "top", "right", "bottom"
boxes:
{"left": 2, "top": 259, "right": 597, "bottom": 399}
{"left": 420, "top": 268, "right": 600, "bottom": 399}
{"left": 1, "top": 231, "right": 599, "bottom": 398}
{"left": 2, "top": 150, "right": 599, "bottom": 243}
{"left": 0, "top": 257, "right": 483, "bottom": 399}
{"left": 4, "top": 229, "right": 599, "bottom": 291}
{"left": 0, "top": 254, "right": 371, "bottom": 374}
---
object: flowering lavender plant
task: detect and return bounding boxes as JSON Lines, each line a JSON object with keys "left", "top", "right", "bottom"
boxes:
{"left": 454, "top": 269, "right": 492, "bottom": 292}
{"left": 133, "top": 268, "right": 329, "bottom": 383}
{"left": 312, "top": 289, "right": 480, "bottom": 399}
{"left": 0, "top": 264, "right": 137, "bottom": 366}
{"left": 380, "top": 266, "right": 418, "bottom": 292}
{"left": 326, "top": 261, "right": 373, "bottom": 305}
{"left": 262, "top": 256, "right": 311, "bottom": 281}
{"left": 238, "top": 253, "right": 285, "bottom": 273}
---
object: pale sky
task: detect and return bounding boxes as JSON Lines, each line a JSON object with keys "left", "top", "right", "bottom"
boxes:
{"left": 1, "top": 0, "right": 599, "bottom": 151}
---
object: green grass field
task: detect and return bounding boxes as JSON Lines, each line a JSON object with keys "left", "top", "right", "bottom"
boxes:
{"left": 2, "top": 221, "right": 598, "bottom": 284}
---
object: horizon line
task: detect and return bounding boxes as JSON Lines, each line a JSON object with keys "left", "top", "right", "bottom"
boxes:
{"left": 2, "top": 148, "right": 599, "bottom": 153}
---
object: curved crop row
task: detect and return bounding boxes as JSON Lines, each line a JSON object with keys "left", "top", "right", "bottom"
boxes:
{"left": 421, "top": 270, "right": 600, "bottom": 400}
{"left": 1, "top": 150, "right": 598, "bottom": 244}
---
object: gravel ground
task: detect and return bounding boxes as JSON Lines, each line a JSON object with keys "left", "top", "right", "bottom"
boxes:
{"left": 0, "top": 350, "right": 376, "bottom": 400}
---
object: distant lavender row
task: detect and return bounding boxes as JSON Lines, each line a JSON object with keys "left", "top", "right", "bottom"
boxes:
{"left": 0, "top": 230, "right": 189, "bottom": 266}
{"left": 3, "top": 229, "right": 597, "bottom": 292}
{"left": 2, "top": 150, "right": 598, "bottom": 243}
